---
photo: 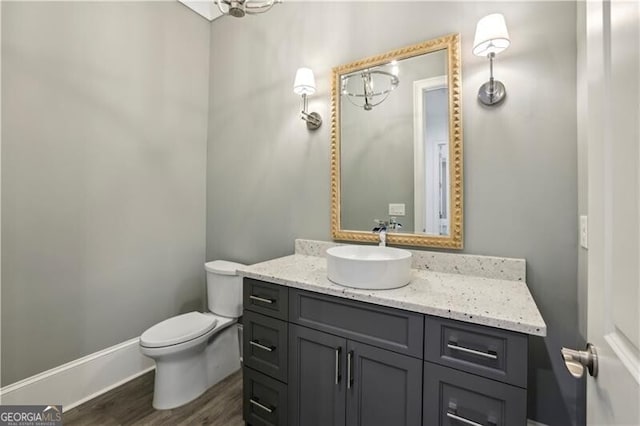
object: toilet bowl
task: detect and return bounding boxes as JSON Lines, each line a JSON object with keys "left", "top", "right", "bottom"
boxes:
{"left": 139, "top": 260, "right": 245, "bottom": 410}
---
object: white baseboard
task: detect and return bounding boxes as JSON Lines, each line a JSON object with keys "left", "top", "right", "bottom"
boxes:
{"left": 0, "top": 337, "right": 154, "bottom": 412}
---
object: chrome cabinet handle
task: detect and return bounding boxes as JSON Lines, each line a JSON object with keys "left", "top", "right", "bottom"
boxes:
{"left": 447, "top": 343, "right": 498, "bottom": 360}
{"left": 249, "top": 295, "right": 274, "bottom": 304}
{"left": 446, "top": 412, "right": 483, "bottom": 426}
{"left": 347, "top": 351, "right": 354, "bottom": 389}
{"left": 249, "top": 398, "right": 274, "bottom": 414}
{"left": 335, "top": 347, "right": 342, "bottom": 385}
{"left": 249, "top": 340, "right": 274, "bottom": 352}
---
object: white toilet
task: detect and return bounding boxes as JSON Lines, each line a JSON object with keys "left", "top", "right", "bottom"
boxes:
{"left": 139, "top": 260, "right": 245, "bottom": 410}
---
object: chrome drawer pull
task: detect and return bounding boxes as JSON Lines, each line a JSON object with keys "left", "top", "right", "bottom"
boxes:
{"left": 335, "top": 347, "right": 342, "bottom": 385}
{"left": 446, "top": 411, "right": 483, "bottom": 426}
{"left": 249, "top": 295, "right": 274, "bottom": 304}
{"left": 347, "top": 351, "right": 354, "bottom": 389}
{"left": 249, "top": 398, "right": 274, "bottom": 414}
{"left": 447, "top": 343, "right": 498, "bottom": 360}
{"left": 249, "top": 340, "right": 274, "bottom": 352}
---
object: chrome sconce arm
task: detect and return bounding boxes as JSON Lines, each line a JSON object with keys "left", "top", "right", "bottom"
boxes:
{"left": 478, "top": 51, "right": 507, "bottom": 105}
{"left": 294, "top": 67, "right": 322, "bottom": 131}
{"left": 300, "top": 93, "right": 322, "bottom": 130}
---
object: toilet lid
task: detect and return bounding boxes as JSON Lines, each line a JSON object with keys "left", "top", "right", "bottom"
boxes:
{"left": 140, "top": 312, "right": 218, "bottom": 348}
{"left": 204, "top": 260, "right": 246, "bottom": 276}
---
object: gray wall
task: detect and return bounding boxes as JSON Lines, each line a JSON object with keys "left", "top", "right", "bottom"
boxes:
{"left": 1, "top": 2, "right": 210, "bottom": 385}
{"left": 207, "top": 2, "right": 579, "bottom": 424}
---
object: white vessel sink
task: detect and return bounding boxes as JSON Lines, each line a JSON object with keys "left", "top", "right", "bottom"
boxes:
{"left": 326, "top": 245, "right": 412, "bottom": 290}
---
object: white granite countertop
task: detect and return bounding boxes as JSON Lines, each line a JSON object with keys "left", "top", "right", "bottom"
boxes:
{"left": 237, "top": 254, "right": 546, "bottom": 337}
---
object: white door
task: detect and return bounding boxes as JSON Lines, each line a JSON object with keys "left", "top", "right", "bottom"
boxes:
{"left": 584, "top": 0, "right": 640, "bottom": 424}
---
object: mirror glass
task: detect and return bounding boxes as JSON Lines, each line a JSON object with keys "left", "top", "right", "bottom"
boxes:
{"left": 331, "top": 34, "right": 463, "bottom": 249}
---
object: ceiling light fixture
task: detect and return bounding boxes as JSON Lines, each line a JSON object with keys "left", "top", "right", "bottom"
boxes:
{"left": 341, "top": 63, "right": 400, "bottom": 111}
{"left": 214, "top": 0, "right": 281, "bottom": 18}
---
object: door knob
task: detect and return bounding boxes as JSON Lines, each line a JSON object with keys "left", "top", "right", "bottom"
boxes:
{"left": 561, "top": 343, "right": 598, "bottom": 378}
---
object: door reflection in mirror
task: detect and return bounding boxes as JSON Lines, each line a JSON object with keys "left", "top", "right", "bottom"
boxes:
{"left": 415, "top": 79, "right": 449, "bottom": 236}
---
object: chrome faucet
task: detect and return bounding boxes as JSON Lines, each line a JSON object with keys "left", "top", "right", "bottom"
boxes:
{"left": 372, "top": 220, "right": 388, "bottom": 246}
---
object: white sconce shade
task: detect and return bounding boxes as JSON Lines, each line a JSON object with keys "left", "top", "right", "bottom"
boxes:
{"left": 293, "top": 67, "right": 316, "bottom": 95}
{"left": 473, "top": 13, "right": 511, "bottom": 57}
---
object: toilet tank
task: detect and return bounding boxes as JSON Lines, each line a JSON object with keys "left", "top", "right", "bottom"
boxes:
{"left": 204, "top": 260, "right": 246, "bottom": 318}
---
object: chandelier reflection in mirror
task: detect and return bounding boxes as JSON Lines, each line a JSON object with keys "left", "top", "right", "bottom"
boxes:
{"left": 214, "top": 0, "right": 280, "bottom": 18}
{"left": 341, "top": 61, "right": 400, "bottom": 111}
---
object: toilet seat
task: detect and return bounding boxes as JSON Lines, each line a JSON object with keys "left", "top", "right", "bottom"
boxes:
{"left": 140, "top": 312, "right": 218, "bottom": 348}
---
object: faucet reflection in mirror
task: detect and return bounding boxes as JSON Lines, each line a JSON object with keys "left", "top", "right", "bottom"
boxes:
{"left": 373, "top": 218, "right": 402, "bottom": 246}
{"left": 293, "top": 67, "right": 322, "bottom": 130}
{"left": 341, "top": 61, "right": 400, "bottom": 111}
{"left": 473, "top": 13, "right": 511, "bottom": 106}
{"left": 214, "top": 0, "right": 280, "bottom": 18}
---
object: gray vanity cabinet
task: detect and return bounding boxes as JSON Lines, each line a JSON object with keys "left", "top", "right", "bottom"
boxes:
{"left": 242, "top": 278, "right": 529, "bottom": 426}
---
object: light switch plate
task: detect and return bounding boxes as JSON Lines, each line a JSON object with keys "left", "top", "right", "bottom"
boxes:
{"left": 388, "top": 203, "right": 406, "bottom": 216}
{"left": 580, "top": 215, "right": 588, "bottom": 249}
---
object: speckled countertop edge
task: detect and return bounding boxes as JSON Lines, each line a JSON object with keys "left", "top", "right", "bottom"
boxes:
{"left": 238, "top": 254, "right": 546, "bottom": 337}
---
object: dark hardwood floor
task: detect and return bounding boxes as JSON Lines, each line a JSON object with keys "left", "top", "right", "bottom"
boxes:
{"left": 64, "top": 369, "right": 243, "bottom": 425}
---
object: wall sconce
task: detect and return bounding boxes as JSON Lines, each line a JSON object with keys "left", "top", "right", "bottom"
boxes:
{"left": 473, "top": 13, "right": 511, "bottom": 106}
{"left": 293, "top": 67, "right": 322, "bottom": 130}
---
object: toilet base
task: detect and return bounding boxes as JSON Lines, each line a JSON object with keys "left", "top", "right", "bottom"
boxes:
{"left": 150, "top": 323, "right": 241, "bottom": 410}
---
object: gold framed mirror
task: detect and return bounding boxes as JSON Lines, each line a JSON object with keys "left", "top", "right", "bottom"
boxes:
{"left": 330, "top": 33, "right": 463, "bottom": 249}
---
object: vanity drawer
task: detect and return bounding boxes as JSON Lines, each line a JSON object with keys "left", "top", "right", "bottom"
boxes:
{"left": 243, "top": 310, "right": 288, "bottom": 382}
{"left": 424, "top": 316, "right": 527, "bottom": 388}
{"left": 289, "top": 289, "right": 423, "bottom": 358}
{"left": 423, "top": 361, "right": 526, "bottom": 426}
{"left": 244, "top": 278, "right": 289, "bottom": 320}
{"left": 244, "top": 367, "right": 288, "bottom": 426}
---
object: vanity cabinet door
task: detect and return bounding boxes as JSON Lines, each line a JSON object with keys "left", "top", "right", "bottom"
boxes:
{"left": 423, "top": 361, "right": 527, "bottom": 426}
{"left": 244, "top": 278, "right": 289, "bottom": 320}
{"left": 244, "top": 310, "right": 288, "bottom": 383}
{"left": 424, "top": 316, "right": 528, "bottom": 388}
{"left": 244, "top": 367, "right": 288, "bottom": 426}
{"left": 289, "top": 325, "right": 347, "bottom": 426}
{"left": 346, "top": 340, "right": 422, "bottom": 426}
